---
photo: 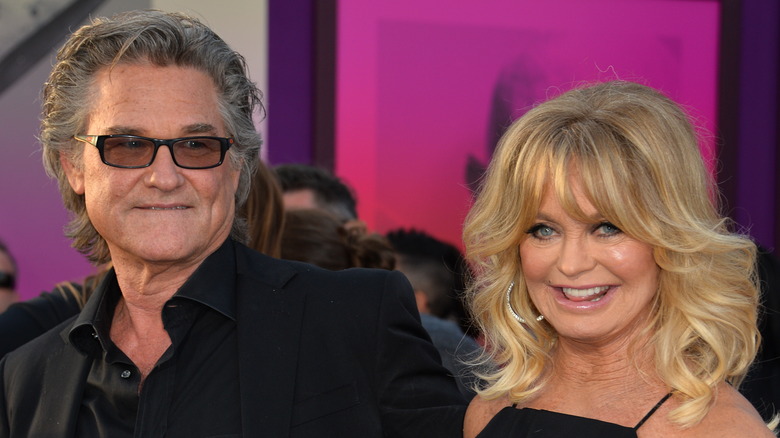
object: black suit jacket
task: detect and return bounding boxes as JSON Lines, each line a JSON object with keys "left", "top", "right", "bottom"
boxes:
{"left": 0, "top": 242, "right": 466, "bottom": 437}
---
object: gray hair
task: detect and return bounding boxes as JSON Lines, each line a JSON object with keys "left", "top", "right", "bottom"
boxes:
{"left": 41, "top": 9, "right": 263, "bottom": 264}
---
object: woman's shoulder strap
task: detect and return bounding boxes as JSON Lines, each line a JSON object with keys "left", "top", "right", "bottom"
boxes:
{"left": 634, "top": 392, "right": 673, "bottom": 430}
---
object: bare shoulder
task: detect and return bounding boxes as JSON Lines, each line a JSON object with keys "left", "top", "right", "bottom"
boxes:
{"left": 463, "top": 395, "right": 512, "bottom": 438}
{"left": 688, "top": 383, "right": 776, "bottom": 437}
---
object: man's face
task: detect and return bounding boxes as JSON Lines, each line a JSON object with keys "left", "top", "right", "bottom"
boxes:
{"left": 0, "top": 249, "right": 17, "bottom": 311}
{"left": 62, "top": 63, "right": 241, "bottom": 269}
{"left": 282, "top": 189, "right": 319, "bottom": 211}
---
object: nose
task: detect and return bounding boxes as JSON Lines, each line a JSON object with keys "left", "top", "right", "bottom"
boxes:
{"left": 145, "top": 145, "right": 184, "bottom": 190}
{"left": 556, "top": 235, "right": 596, "bottom": 277}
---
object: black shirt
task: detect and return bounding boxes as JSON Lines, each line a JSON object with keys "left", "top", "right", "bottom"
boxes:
{"left": 68, "top": 240, "right": 241, "bottom": 438}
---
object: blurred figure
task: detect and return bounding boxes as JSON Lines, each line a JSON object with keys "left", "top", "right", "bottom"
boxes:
{"left": 741, "top": 246, "right": 780, "bottom": 418}
{"left": 386, "top": 228, "right": 481, "bottom": 399}
{"left": 0, "top": 269, "right": 103, "bottom": 358}
{"left": 274, "top": 163, "right": 358, "bottom": 222}
{"left": 0, "top": 240, "right": 18, "bottom": 312}
{"left": 240, "top": 160, "right": 285, "bottom": 258}
{"left": 386, "top": 228, "right": 470, "bottom": 328}
{"left": 281, "top": 208, "right": 394, "bottom": 271}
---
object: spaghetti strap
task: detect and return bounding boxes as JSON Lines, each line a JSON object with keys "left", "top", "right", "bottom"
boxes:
{"left": 634, "top": 392, "right": 673, "bottom": 430}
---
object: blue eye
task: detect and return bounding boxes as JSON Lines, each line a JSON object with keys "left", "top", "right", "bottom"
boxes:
{"left": 596, "top": 222, "right": 621, "bottom": 235}
{"left": 527, "top": 224, "right": 556, "bottom": 239}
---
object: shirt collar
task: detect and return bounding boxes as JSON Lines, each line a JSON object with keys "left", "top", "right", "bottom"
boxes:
{"left": 68, "top": 238, "right": 238, "bottom": 354}
{"left": 173, "top": 238, "right": 237, "bottom": 320}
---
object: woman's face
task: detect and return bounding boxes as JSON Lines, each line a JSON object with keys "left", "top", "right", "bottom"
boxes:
{"left": 519, "top": 177, "right": 660, "bottom": 347}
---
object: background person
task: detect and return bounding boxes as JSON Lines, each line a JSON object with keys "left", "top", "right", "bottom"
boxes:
{"left": 0, "top": 240, "right": 18, "bottom": 312}
{"left": 241, "top": 159, "right": 285, "bottom": 258}
{"left": 462, "top": 81, "right": 774, "bottom": 437}
{"left": 280, "top": 208, "right": 395, "bottom": 271}
{"left": 386, "top": 228, "right": 481, "bottom": 399}
{"left": 274, "top": 163, "right": 358, "bottom": 222}
{"left": 741, "top": 246, "right": 780, "bottom": 419}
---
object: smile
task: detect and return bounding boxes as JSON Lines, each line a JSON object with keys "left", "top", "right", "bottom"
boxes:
{"left": 146, "top": 206, "right": 188, "bottom": 210}
{"left": 561, "top": 286, "right": 610, "bottom": 302}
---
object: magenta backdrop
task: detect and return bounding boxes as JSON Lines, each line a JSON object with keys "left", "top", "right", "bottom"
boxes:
{"left": 335, "top": 0, "right": 720, "bottom": 250}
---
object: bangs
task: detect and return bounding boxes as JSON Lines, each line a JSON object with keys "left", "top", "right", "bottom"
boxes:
{"left": 530, "top": 120, "right": 659, "bottom": 240}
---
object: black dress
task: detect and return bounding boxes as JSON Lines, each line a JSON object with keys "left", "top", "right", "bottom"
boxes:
{"left": 477, "top": 393, "right": 672, "bottom": 437}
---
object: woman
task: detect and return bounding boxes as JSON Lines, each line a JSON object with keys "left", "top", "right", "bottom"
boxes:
{"left": 241, "top": 158, "right": 286, "bottom": 259}
{"left": 280, "top": 208, "right": 396, "bottom": 271}
{"left": 462, "top": 81, "right": 773, "bottom": 436}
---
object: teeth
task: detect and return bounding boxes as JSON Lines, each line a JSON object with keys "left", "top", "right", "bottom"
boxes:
{"left": 561, "top": 286, "right": 609, "bottom": 298}
{"left": 148, "top": 206, "right": 187, "bottom": 210}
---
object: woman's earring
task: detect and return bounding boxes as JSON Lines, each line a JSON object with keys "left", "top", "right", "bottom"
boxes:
{"left": 506, "top": 281, "right": 544, "bottom": 324}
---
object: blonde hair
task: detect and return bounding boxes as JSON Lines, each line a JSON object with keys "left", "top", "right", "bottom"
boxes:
{"left": 463, "top": 81, "right": 759, "bottom": 427}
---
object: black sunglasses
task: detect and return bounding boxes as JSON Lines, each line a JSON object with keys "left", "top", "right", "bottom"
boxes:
{"left": 74, "top": 134, "right": 234, "bottom": 169}
{"left": 0, "top": 271, "right": 15, "bottom": 289}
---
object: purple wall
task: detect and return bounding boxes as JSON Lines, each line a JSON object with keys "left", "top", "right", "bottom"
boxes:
{"left": 734, "top": 0, "right": 779, "bottom": 249}
{"left": 267, "top": 0, "right": 315, "bottom": 165}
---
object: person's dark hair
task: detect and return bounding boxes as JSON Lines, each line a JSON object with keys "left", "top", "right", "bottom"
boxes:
{"left": 241, "top": 160, "right": 285, "bottom": 258}
{"left": 386, "top": 228, "right": 472, "bottom": 329}
{"left": 274, "top": 164, "right": 358, "bottom": 221}
{"left": 281, "top": 209, "right": 394, "bottom": 271}
{"left": 41, "top": 10, "right": 264, "bottom": 264}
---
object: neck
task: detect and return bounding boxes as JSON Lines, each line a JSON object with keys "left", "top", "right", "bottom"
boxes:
{"left": 523, "top": 336, "right": 667, "bottom": 426}
{"left": 111, "top": 256, "right": 201, "bottom": 312}
{"left": 539, "top": 332, "right": 665, "bottom": 407}
{"left": 108, "top": 259, "right": 198, "bottom": 383}
{"left": 557, "top": 338, "right": 653, "bottom": 386}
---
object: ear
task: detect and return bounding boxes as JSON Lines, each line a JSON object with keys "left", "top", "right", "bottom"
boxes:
{"left": 60, "top": 151, "right": 85, "bottom": 195}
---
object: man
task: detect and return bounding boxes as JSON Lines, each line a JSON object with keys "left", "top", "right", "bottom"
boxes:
{"left": 0, "top": 240, "right": 18, "bottom": 312}
{"left": 274, "top": 163, "right": 358, "bottom": 222}
{"left": 0, "top": 10, "right": 465, "bottom": 437}
{"left": 386, "top": 229, "right": 481, "bottom": 399}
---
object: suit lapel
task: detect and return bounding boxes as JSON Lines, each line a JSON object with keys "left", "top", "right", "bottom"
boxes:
{"left": 235, "top": 245, "right": 304, "bottom": 437}
{"left": 36, "top": 332, "right": 92, "bottom": 436}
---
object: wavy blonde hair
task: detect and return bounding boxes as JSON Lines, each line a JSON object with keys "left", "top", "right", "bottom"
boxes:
{"left": 463, "top": 81, "right": 759, "bottom": 427}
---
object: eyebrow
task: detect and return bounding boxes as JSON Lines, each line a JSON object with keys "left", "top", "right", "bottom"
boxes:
{"left": 103, "top": 123, "right": 220, "bottom": 137}
{"left": 535, "top": 210, "right": 606, "bottom": 223}
{"left": 183, "top": 123, "right": 220, "bottom": 135}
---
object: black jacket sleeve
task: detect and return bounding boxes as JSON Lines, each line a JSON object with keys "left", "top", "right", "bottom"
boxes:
{"left": 0, "top": 286, "right": 83, "bottom": 359}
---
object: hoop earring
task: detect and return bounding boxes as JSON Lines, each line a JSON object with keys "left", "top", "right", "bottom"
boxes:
{"left": 506, "top": 281, "right": 544, "bottom": 323}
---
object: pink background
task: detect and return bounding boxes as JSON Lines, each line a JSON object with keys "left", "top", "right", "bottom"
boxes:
{"left": 335, "top": 0, "right": 720, "bottom": 250}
